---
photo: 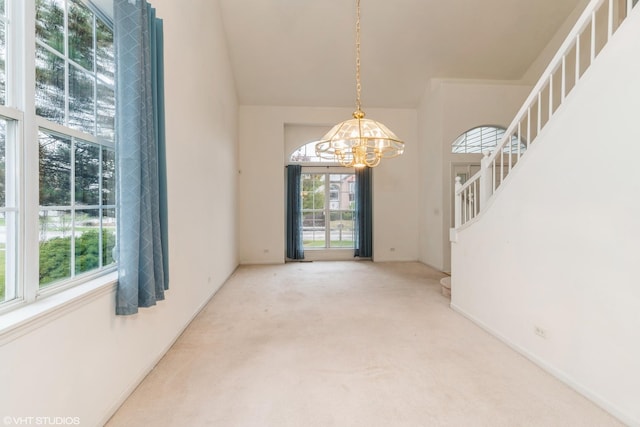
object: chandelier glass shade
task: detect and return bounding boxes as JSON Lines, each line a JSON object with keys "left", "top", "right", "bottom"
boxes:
{"left": 315, "top": 0, "right": 404, "bottom": 168}
{"left": 315, "top": 110, "right": 404, "bottom": 168}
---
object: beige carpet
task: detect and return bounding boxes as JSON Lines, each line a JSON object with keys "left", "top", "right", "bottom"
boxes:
{"left": 106, "top": 261, "right": 622, "bottom": 426}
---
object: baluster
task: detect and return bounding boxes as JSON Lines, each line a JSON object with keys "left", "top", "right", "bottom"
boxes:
{"left": 549, "top": 74, "right": 554, "bottom": 118}
{"left": 464, "top": 188, "right": 469, "bottom": 223}
{"left": 591, "top": 10, "right": 596, "bottom": 63}
{"left": 576, "top": 35, "right": 581, "bottom": 83}
{"left": 454, "top": 177, "right": 462, "bottom": 228}
{"left": 561, "top": 55, "right": 566, "bottom": 102}
{"left": 480, "top": 151, "right": 492, "bottom": 207}
{"left": 527, "top": 108, "right": 531, "bottom": 146}
{"left": 492, "top": 158, "right": 496, "bottom": 192}
{"left": 508, "top": 134, "right": 512, "bottom": 173}
{"left": 500, "top": 147, "right": 505, "bottom": 185}
{"left": 608, "top": 0, "right": 613, "bottom": 40}
{"left": 537, "top": 92, "right": 542, "bottom": 134}
{"left": 517, "top": 122, "right": 522, "bottom": 159}
{"left": 469, "top": 188, "right": 474, "bottom": 220}
{"left": 474, "top": 180, "right": 479, "bottom": 216}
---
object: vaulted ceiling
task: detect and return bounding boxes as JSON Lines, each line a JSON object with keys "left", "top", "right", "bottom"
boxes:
{"left": 218, "top": 0, "right": 587, "bottom": 108}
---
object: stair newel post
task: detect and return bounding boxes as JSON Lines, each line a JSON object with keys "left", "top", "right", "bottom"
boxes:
{"left": 454, "top": 176, "right": 462, "bottom": 228}
{"left": 480, "top": 150, "right": 492, "bottom": 211}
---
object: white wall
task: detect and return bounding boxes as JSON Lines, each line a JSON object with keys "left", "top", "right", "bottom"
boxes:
{"left": 417, "top": 82, "right": 444, "bottom": 269}
{"left": 451, "top": 10, "right": 640, "bottom": 426}
{"left": 238, "top": 106, "right": 419, "bottom": 264}
{"left": 417, "top": 80, "right": 530, "bottom": 272}
{"left": 0, "top": 1, "right": 239, "bottom": 425}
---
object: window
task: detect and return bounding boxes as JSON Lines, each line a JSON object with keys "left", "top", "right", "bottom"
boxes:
{"left": 38, "top": 130, "right": 116, "bottom": 286}
{"left": 301, "top": 172, "right": 355, "bottom": 249}
{"left": 290, "top": 141, "right": 356, "bottom": 250}
{"left": 452, "top": 126, "right": 525, "bottom": 154}
{"left": 36, "top": 0, "right": 115, "bottom": 289}
{"left": 0, "top": 0, "right": 116, "bottom": 310}
{"left": 290, "top": 140, "right": 335, "bottom": 164}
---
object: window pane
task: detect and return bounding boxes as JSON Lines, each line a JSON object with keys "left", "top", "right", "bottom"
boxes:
{"left": 36, "top": 0, "right": 65, "bottom": 54}
{"left": 0, "top": 118, "right": 5, "bottom": 207}
{"left": 69, "top": 65, "right": 95, "bottom": 134}
{"left": 0, "top": 21, "right": 6, "bottom": 105}
{"left": 39, "top": 209, "right": 72, "bottom": 286}
{"left": 302, "top": 211, "right": 325, "bottom": 248}
{"left": 75, "top": 141, "right": 100, "bottom": 206}
{"left": 97, "top": 82, "right": 115, "bottom": 140}
{"left": 75, "top": 209, "right": 100, "bottom": 274}
{"left": 102, "top": 148, "right": 115, "bottom": 205}
{"left": 0, "top": 212, "right": 5, "bottom": 300}
{"left": 102, "top": 208, "right": 116, "bottom": 266}
{"left": 96, "top": 19, "right": 114, "bottom": 84}
{"left": 0, "top": 0, "right": 4, "bottom": 15}
{"left": 68, "top": 0, "right": 94, "bottom": 71}
{"left": 302, "top": 174, "right": 324, "bottom": 210}
{"left": 39, "top": 131, "right": 71, "bottom": 206}
{"left": 329, "top": 211, "right": 354, "bottom": 248}
{"left": 35, "top": 45, "right": 65, "bottom": 124}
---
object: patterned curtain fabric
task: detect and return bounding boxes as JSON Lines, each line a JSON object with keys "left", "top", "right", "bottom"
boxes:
{"left": 354, "top": 167, "right": 373, "bottom": 258}
{"left": 114, "top": 0, "right": 168, "bottom": 315}
{"left": 286, "top": 165, "right": 305, "bottom": 260}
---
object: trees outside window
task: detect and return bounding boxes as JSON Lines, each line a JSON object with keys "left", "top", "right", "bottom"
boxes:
{"left": 0, "top": 0, "right": 115, "bottom": 309}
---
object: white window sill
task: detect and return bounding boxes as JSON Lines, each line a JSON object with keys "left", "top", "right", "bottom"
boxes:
{"left": 0, "top": 272, "right": 118, "bottom": 346}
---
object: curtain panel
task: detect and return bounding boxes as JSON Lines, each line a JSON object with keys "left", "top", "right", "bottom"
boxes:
{"left": 286, "top": 165, "right": 305, "bottom": 260}
{"left": 114, "top": 0, "right": 169, "bottom": 315}
{"left": 354, "top": 166, "right": 373, "bottom": 258}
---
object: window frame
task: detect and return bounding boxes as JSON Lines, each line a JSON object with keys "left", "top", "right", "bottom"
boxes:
{"left": 299, "top": 167, "right": 356, "bottom": 251}
{"left": 0, "top": 0, "right": 116, "bottom": 315}
{"left": 451, "top": 125, "right": 526, "bottom": 155}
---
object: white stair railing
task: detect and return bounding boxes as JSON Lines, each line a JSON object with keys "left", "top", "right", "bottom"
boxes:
{"left": 454, "top": 0, "right": 638, "bottom": 230}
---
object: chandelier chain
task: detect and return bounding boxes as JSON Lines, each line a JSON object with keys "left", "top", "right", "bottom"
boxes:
{"left": 314, "top": 0, "right": 404, "bottom": 168}
{"left": 355, "top": 0, "right": 362, "bottom": 113}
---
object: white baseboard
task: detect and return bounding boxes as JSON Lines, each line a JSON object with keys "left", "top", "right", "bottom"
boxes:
{"left": 99, "top": 278, "right": 228, "bottom": 426}
{"left": 450, "top": 302, "right": 638, "bottom": 427}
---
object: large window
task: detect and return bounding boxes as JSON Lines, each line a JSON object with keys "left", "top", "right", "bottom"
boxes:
{"left": 0, "top": 0, "right": 115, "bottom": 310}
{"left": 301, "top": 172, "right": 355, "bottom": 249}
{"left": 36, "top": 0, "right": 115, "bottom": 289}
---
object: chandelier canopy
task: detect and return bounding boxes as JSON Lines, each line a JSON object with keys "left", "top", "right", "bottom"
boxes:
{"left": 315, "top": 0, "right": 404, "bottom": 168}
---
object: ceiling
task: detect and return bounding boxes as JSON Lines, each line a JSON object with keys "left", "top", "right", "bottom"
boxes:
{"left": 218, "top": 0, "right": 586, "bottom": 109}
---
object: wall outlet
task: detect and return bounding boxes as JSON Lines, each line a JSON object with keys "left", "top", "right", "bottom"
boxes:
{"left": 534, "top": 325, "right": 547, "bottom": 339}
{"left": 389, "top": 247, "right": 396, "bottom": 252}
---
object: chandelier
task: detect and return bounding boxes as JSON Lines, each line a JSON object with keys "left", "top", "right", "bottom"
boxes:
{"left": 315, "top": 0, "right": 404, "bottom": 168}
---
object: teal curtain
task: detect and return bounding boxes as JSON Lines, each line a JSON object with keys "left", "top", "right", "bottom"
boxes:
{"left": 354, "top": 167, "right": 373, "bottom": 258}
{"left": 286, "top": 165, "right": 304, "bottom": 260}
{"left": 114, "top": 0, "right": 168, "bottom": 315}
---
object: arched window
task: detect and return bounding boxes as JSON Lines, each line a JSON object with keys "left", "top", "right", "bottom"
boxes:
{"left": 290, "top": 141, "right": 336, "bottom": 163}
{"left": 452, "top": 126, "right": 525, "bottom": 154}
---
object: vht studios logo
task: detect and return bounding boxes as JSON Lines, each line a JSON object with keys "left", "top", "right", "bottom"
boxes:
{"left": 3, "top": 416, "right": 81, "bottom": 426}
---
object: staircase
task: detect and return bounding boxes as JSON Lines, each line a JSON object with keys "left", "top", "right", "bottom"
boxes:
{"left": 447, "top": 1, "right": 640, "bottom": 424}
{"left": 452, "top": 0, "right": 639, "bottom": 231}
